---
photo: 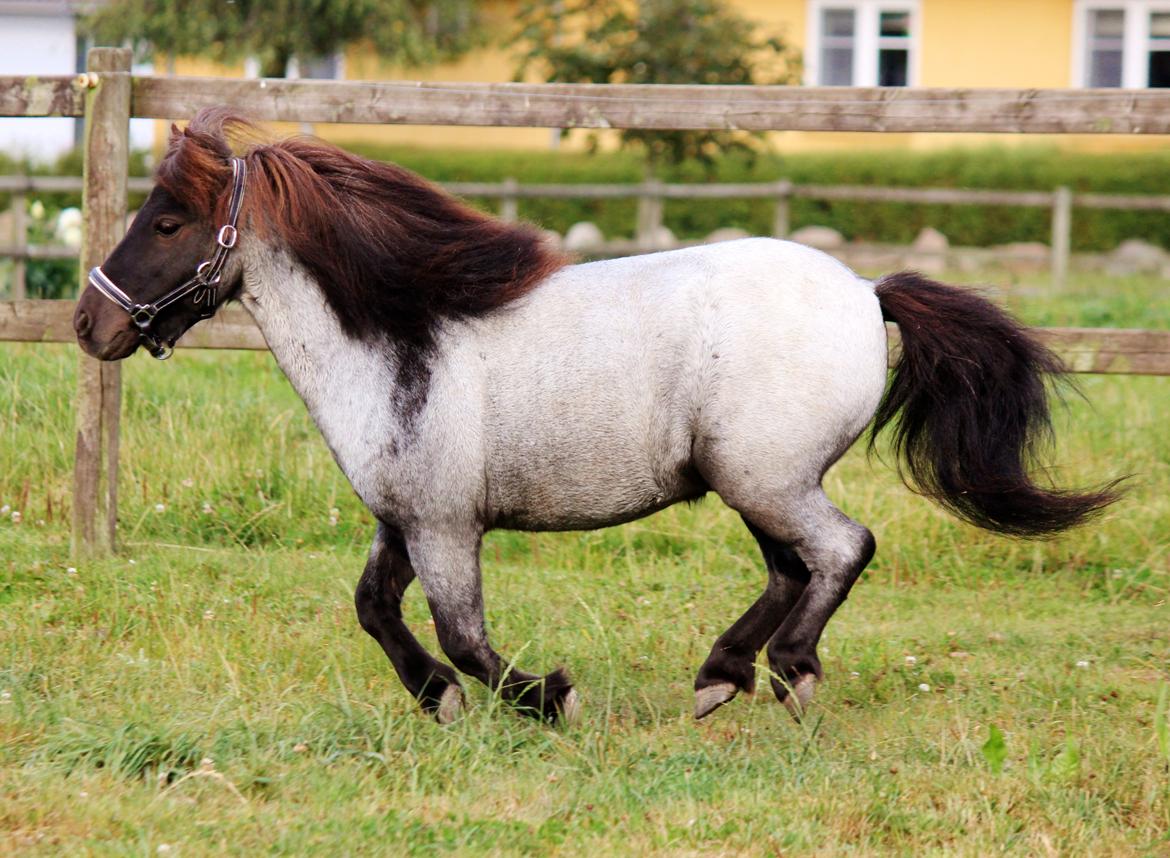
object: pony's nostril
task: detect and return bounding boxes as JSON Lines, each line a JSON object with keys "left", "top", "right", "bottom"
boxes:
{"left": 75, "top": 308, "right": 93, "bottom": 338}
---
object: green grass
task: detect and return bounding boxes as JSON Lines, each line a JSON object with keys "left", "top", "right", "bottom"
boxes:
{"left": 1, "top": 272, "right": 1168, "bottom": 855}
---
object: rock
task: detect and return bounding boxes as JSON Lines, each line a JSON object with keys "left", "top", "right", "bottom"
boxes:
{"left": 563, "top": 221, "right": 605, "bottom": 251}
{"left": 1106, "top": 238, "right": 1169, "bottom": 275}
{"left": 638, "top": 225, "right": 676, "bottom": 249}
{"left": 704, "top": 227, "right": 752, "bottom": 244}
{"left": 789, "top": 225, "right": 845, "bottom": 250}
{"left": 912, "top": 227, "right": 949, "bottom": 253}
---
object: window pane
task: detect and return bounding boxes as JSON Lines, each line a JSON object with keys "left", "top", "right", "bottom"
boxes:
{"left": 1089, "top": 49, "right": 1123, "bottom": 86}
{"left": 880, "top": 11, "right": 910, "bottom": 37}
{"left": 1090, "top": 9, "right": 1124, "bottom": 39}
{"left": 823, "top": 8, "right": 855, "bottom": 37}
{"left": 879, "top": 49, "right": 908, "bottom": 86}
{"left": 1149, "top": 51, "right": 1170, "bottom": 86}
{"left": 1152, "top": 12, "right": 1170, "bottom": 39}
{"left": 822, "top": 47, "right": 854, "bottom": 85}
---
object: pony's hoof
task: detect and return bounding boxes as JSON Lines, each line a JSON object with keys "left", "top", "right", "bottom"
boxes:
{"left": 435, "top": 684, "right": 464, "bottom": 724}
{"left": 558, "top": 688, "right": 582, "bottom": 725}
{"left": 694, "top": 681, "right": 738, "bottom": 720}
{"left": 778, "top": 674, "right": 817, "bottom": 722}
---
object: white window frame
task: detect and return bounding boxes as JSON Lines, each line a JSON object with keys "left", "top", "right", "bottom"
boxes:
{"left": 1073, "top": 0, "right": 1170, "bottom": 86}
{"left": 806, "top": 0, "right": 921, "bottom": 87}
{"left": 243, "top": 52, "right": 345, "bottom": 80}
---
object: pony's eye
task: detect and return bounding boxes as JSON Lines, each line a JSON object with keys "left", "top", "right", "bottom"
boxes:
{"left": 155, "top": 219, "right": 182, "bottom": 237}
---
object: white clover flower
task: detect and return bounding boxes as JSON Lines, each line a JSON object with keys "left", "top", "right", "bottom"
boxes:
{"left": 917, "top": 683, "right": 931, "bottom": 693}
{"left": 10, "top": 510, "right": 21, "bottom": 524}
{"left": 128, "top": 559, "right": 136, "bottom": 565}
{"left": 904, "top": 655, "right": 917, "bottom": 666}
{"left": 0, "top": 504, "right": 9, "bottom": 516}
{"left": 66, "top": 567, "right": 77, "bottom": 575}
{"left": 154, "top": 503, "right": 166, "bottom": 513}
{"left": 201, "top": 502, "right": 213, "bottom": 514}
{"left": 203, "top": 609, "right": 215, "bottom": 621}
{"left": 1075, "top": 659, "right": 1090, "bottom": 669}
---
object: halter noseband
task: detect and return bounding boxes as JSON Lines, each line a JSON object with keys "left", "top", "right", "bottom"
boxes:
{"left": 87, "top": 157, "right": 247, "bottom": 360}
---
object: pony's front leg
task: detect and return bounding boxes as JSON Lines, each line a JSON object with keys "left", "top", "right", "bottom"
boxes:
{"left": 355, "top": 523, "right": 464, "bottom": 722}
{"left": 406, "top": 527, "right": 580, "bottom": 724}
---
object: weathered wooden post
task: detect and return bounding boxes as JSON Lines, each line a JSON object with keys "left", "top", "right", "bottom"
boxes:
{"left": 636, "top": 178, "right": 664, "bottom": 249}
{"left": 499, "top": 177, "right": 519, "bottom": 223}
{"left": 1051, "top": 185, "right": 1072, "bottom": 291}
{"left": 772, "top": 179, "right": 792, "bottom": 239}
{"left": 72, "top": 47, "right": 130, "bottom": 556}
{"left": 11, "top": 184, "right": 27, "bottom": 300}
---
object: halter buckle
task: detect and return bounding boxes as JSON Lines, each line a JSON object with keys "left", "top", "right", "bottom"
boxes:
{"left": 217, "top": 224, "right": 238, "bottom": 249}
{"left": 130, "top": 304, "right": 157, "bottom": 329}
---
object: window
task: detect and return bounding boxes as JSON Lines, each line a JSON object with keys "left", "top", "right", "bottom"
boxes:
{"left": 808, "top": 1, "right": 919, "bottom": 86}
{"left": 1075, "top": 1, "right": 1170, "bottom": 87}
{"left": 243, "top": 53, "right": 345, "bottom": 80}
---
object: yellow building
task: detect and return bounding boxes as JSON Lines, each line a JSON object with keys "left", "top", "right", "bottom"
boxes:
{"left": 170, "top": 0, "right": 1170, "bottom": 152}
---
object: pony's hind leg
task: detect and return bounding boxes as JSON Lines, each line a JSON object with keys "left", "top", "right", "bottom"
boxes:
{"left": 406, "top": 528, "right": 580, "bottom": 724}
{"left": 762, "top": 492, "right": 875, "bottom": 719}
{"left": 693, "top": 519, "right": 810, "bottom": 719}
{"left": 355, "top": 523, "right": 464, "bottom": 722}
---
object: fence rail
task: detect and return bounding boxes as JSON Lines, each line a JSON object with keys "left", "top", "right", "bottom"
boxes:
{"left": 8, "top": 174, "right": 1170, "bottom": 294}
{"left": 5, "top": 57, "right": 1170, "bottom": 555}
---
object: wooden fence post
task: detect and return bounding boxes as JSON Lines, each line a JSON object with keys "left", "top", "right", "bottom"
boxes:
{"left": 772, "top": 179, "right": 792, "bottom": 238}
{"left": 499, "top": 177, "right": 519, "bottom": 222}
{"left": 11, "top": 188, "right": 27, "bottom": 300}
{"left": 636, "top": 178, "right": 664, "bottom": 249}
{"left": 1051, "top": 185, "right": 1072, "bottom": 291}
{"left": 72, "top": 47, "right": 130, "bottom": 557}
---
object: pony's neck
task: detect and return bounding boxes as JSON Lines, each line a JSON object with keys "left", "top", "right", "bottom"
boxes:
{"left": 236, "top": 240, "right": 403, "bottom": 489}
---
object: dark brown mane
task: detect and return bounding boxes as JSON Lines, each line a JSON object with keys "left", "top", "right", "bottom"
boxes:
{"left": 157, "top": 107, "right": 568, "bottom": 348}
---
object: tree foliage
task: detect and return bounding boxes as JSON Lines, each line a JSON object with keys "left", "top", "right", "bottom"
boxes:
{"left": 513, "top": 0, "right": 799, "bottom": 169}
{"left": 85, "top": 0, "right": 481, "bottom": 75}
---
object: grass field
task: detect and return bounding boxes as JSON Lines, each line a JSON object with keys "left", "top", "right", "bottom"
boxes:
{"left": 1, "top": 271, "right": 1168, "bottom": 855}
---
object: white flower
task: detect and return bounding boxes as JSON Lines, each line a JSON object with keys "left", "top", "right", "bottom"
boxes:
{"left": 203, "top": 609, "right": 215, "bottom": 620}
{"left": 157, "top": 845, "right": 172, "bottom": 855}
{"left": 0, "top": 504, "right": 9, "bottom": 516}
{"left": 1075, "top": 660, "right": 1090, "bottom": 669}
{"left": 904, "top": 655, "right": 917, "bottom": 666}
{"left": 154, "top": 503, "right": 166, "bottom": 513}
{"left": 917, "top": 683, "right": 931, "bottom": 693}
{"left": 201, "top": 502, "right": 213, "bottom": 514}
{"left": 66, "top": 567, "right": 77, "bottom": 575}
{"left": 10, "top": 511, "right": 21, "bottom": 524}
{"left": 128, "top": 559, "right": 136, "bottom": 565}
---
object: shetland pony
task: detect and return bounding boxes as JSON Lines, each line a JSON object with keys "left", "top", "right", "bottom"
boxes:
{"left": 75, "top": 109, "right": 1117, "bottom": 724}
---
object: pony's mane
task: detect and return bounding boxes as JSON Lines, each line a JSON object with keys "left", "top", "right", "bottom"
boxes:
{"left": 156, "top": 107, "right": 568, "bottom": 348}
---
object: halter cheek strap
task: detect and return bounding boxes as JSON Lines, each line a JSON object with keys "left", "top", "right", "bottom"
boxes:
{"left": 87, "top": 157, "right": 247, "bottom": 360}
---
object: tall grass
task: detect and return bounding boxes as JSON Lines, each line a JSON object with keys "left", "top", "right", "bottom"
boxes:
{"left": 0, "top": 271, "right": 1167, "bottom": 854}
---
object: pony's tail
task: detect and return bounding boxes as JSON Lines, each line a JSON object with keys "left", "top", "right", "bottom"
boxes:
{"left": 870, "top": 271, "right": 1120, "bottom": 538}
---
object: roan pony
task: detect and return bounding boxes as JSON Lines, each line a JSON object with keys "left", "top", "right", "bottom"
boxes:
{"left": 74, "top": 109, "right": 1118, "bottom": 725}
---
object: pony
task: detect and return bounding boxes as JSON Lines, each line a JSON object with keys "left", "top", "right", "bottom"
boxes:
{"left": 74, "top": 109, "right": 1118, "bottom": 725}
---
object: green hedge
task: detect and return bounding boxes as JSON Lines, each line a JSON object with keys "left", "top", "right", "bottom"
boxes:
{"left": 342, "top": 142, "right": 1170, "bottom": 252}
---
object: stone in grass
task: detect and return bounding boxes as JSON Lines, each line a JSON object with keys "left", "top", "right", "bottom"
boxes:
{"left": 1106, "top": 238, "right": 1169, "bottom": 276}
{"left": 789, "top": 225, "right": 845, "bottom": 250}
{"left": 907, "top": 227, "right": 950, "bottom": 273}
{"left": 564, "top": 222, "right": 605, "bottom": 251}
{"left": 704, "top": 227, "right": 752, "bottom": 244}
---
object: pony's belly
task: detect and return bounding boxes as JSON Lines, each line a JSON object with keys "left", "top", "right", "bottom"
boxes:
{"left": 486, "top": 460, "right": 707, "bottom": 532}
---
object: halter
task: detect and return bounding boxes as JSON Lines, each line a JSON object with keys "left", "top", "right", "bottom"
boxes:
{"left": 87, "top": 157, "right": 247, "bottom": 360}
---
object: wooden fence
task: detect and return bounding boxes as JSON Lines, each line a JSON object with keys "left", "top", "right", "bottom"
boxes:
{"left": 2, "top": 49, "right": 1170, "bottom": 555}
{"left": 8, "top": 174, "right": 1170, "bottom": 294}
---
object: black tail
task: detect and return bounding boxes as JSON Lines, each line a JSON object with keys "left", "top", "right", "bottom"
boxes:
{"left": 870, "top": 271, "right": 1120, "bottom": 538}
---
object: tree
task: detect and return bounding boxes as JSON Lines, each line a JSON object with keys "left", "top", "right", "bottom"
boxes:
{"left": 85, "top": 0, "right": 481, "bottom": 77}
{"left": 512, "top": 0, "right": 800, "bottom": 170}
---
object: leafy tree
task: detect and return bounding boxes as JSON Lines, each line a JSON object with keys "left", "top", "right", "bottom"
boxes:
{"left": 85, "top": 0, "right": 481, "bottom": 76}
{"left": 513, "top": 0, "right": 800, "bottom": 170}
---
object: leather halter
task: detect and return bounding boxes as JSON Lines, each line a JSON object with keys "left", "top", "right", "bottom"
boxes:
{"left": 87, "top": 157, "right": 247, "bottom": 360}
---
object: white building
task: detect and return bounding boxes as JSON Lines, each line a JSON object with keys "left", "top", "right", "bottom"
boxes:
{"left": 0, "top": 0, "right": 153, "bottom": 161}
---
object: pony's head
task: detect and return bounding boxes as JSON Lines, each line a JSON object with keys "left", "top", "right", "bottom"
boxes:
{"left": 74, "top": 109, "right": 250, "bottom": 360}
